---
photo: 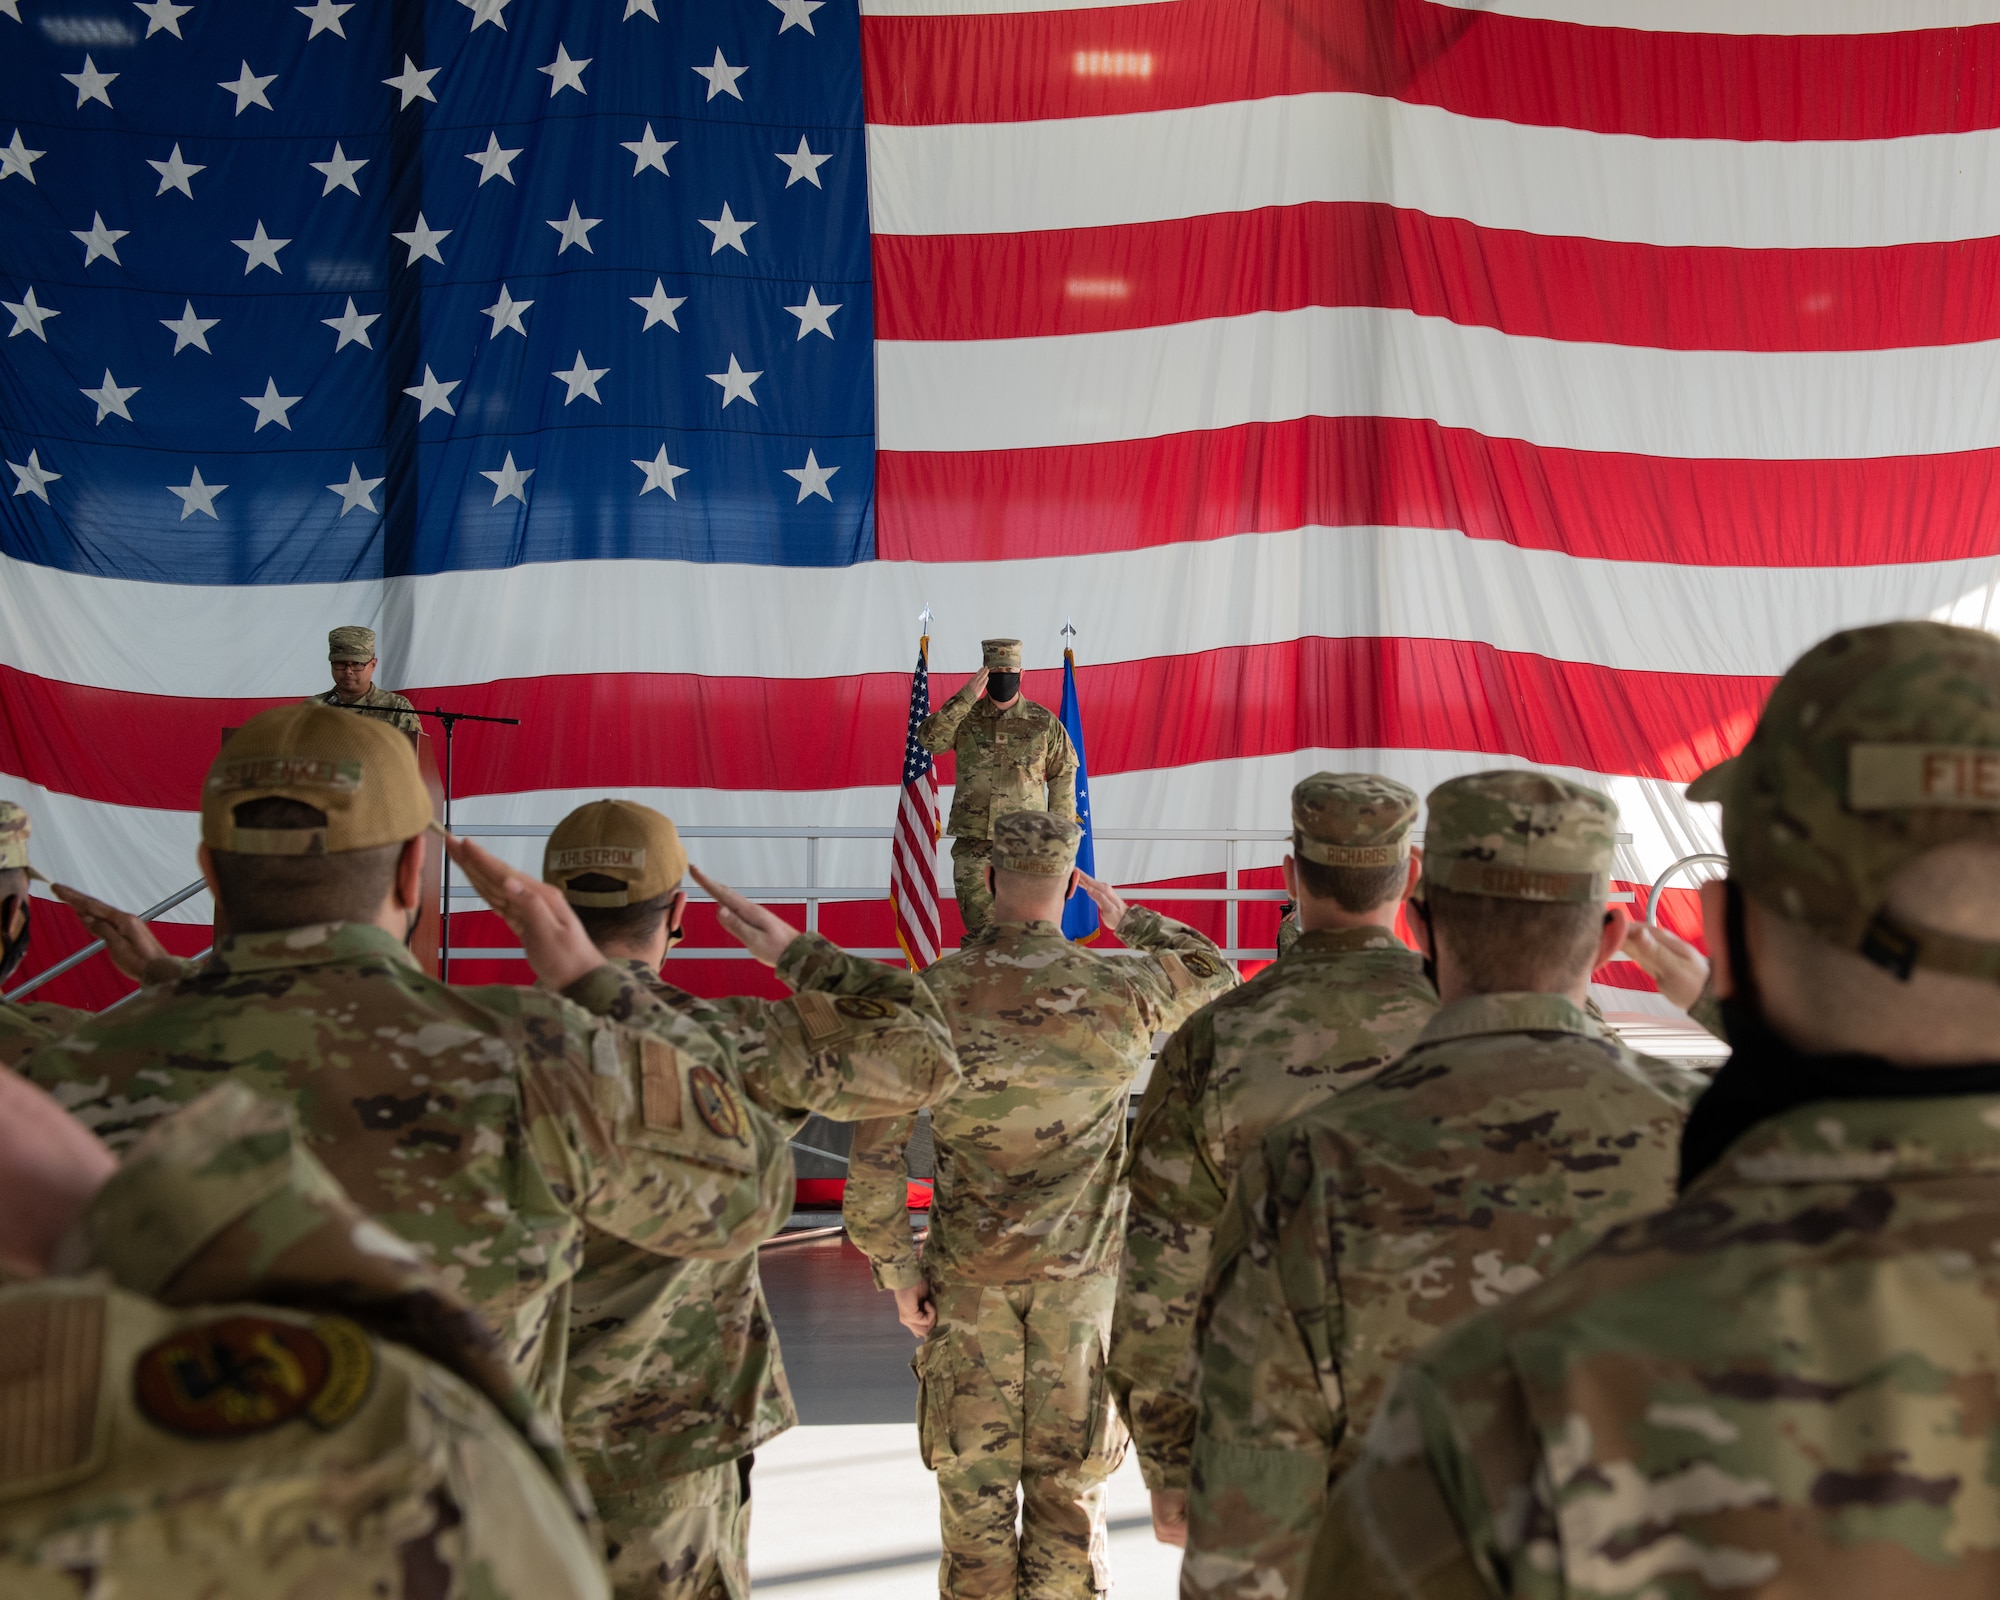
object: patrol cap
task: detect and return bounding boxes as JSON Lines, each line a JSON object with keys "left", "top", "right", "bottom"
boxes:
{"left": 0, "top": 800, "right": 46, "bottom": 882}
{"left": 203, "top": 702, "right": 433, "bottom": 855}
{"left": 1292, "top": 773, "right": 1419, "bottom": 868}
{"left": 991, "top": 809, "right": 1081, "bottom": 876}
{"left": 328, "top": 625, "right": 377, "bottom": 662}
{"left": 982, "top": 638, "right": 1023, "bottom": 671}
{"left": 543, "top": 799, "right": 689, "bottom": 906}
{"left": 1687, "top": 621, "right": 2000, "bottom": 979}
{"left": 1422, "top": 770, "right": 1617, "bottom": 904}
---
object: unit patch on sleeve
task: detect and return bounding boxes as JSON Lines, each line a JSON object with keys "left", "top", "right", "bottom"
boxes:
{"left": 688, "top": 1065, "right": 746, "bottom": 1143}
{"left": 133, "top": 1315, "right": 374, "bottom": 1439}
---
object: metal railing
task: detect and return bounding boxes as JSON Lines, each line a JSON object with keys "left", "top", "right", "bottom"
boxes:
{"left": 1643, "top": 854, "right": 1729, "bottom": 926}
{"left": 2, "top": 877, "right": 208, "bottom": 1002}
{"left": 448, "top": 824, "right": 1298, "bottom": 964}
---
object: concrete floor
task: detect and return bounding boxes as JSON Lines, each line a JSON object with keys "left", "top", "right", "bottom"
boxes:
{"left": 749, "top": 1236, "right": 1181, "bottom": 1597}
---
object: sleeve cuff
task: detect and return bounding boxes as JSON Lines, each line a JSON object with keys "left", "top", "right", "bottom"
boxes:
{"left": 560, "top": 962, "right": 657, "bottom": 1020}
{"left": 775, "top": 930, "right": 841, "bottom": 991}
{"left": 870, "top": 1258, "right": 929, "bottom": 1292}
{"left": 1118, "top": 905, "right": 1169, "bottom": 945}
{"left": 1136, "top": 1452, "right": 1190, "bottom": 1493}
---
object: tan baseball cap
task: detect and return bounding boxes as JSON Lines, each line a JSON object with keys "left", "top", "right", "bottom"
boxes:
{"left": 203, "top": 703, "right": 433, "bottom": 855}
{"left": 0, "top": 800, "right": 46, "bottom": 881}
{"left": 992, "top": 810, "right": 1081, "bottom": 876}
{"left": 982, "top": 638, "right": 1023, "bottom": 671}
{"left": 1422, "top": 770, "right": 1618, "bottom": 904}
{"left": 1292, "top": 773, "right": 1418, "bottom": 867}
{"left": 543, "top": 800, "right": 689, "bottom": 906}
{"left": 328, "top": 625, "right": 377, "bottom": 662}
{"left": 1687, "top": 620, "right": 2000, "bottom": 979}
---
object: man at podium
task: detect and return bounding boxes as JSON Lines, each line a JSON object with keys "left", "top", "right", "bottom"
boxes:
{"left": 310, "top": 625, "right": 420, "bottom": 734}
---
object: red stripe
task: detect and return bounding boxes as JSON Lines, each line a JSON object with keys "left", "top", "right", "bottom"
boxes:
{"left": 875, "top": 209, "right": 2000, "bottom": 352}
{"left": 877, "top": 418, "right": 2000, "bottom": 567}
{"left": 1, "top": 640, "right": 1766, "bottom": 805}
{"left": 863, "top": 0, "right": 2000, "bottom": 138}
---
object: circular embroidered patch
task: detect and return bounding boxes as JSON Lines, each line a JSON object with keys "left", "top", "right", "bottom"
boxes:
{"left": 834, "top": 995, "right": 897, "bottom": 1021}
{"left": 688, "top": 1064, "right": 746, "bottom": 1143}
{"left": 134, "top": 1315, "right": 373, "bottom": 1439}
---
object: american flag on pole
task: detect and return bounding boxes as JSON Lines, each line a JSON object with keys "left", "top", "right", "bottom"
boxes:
{"left": 15, "top": 0, "right": 2000, "bottom": 1014}
{"left": 890, "top": 633, "right": 942, "bottom": 968}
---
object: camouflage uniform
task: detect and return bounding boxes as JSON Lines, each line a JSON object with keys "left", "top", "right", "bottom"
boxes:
{"left": 2, "top": 1081, "right": 606, "bottom": 1600}
{"left": 312, "top": 682, "right": 422, "bottom": 735}
{"left": 1183, "top": 772, "right": 1702, "bottom": 1600}
{"left": 1311, "top": 621, "right": 2000, "bottom": 1598}
{"left": 0, "top": 799, "right": 84, "bottom": 1066}
{"left": 1274, "top": 907, "right": 1300, "bottom": 956}
{"left": 539, "top": 797, "right": 963, "bottom": 1600}
{"left": 15, "top": 706, "right": 802, "bottom": 1416}
{"left": 845, "top": 811, "right": 1236, "bottom": 1599}
{"left": 1109, "top": 774, "right": 1437, "bottom": 1493}
{"left": 918, "top": 639, "right": 1078, "bottom": 935}
{"left": 314, "top": 623, "right": 421, "bottom": 734}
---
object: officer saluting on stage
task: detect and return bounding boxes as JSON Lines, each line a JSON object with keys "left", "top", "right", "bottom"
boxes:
{"left": 310, "top": 626, "right": 420, "bottom": 735}
{"left": 919, "top": 638, "right": 1078, "bottom": 935}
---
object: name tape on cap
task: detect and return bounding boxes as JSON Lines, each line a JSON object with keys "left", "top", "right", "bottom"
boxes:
{"left": 549, "top": 846, "right": 646, "bottom": 872}
{"left": 207, "top": 757, "right": 362, "bottom": 795}
{"left": 1850, "top": 744, "right": 2000, "bottom": 811}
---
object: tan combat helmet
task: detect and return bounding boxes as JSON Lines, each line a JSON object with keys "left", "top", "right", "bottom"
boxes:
{"left": 992, "top": 810, "right": 1081, "bottom": 877}
{"left": 1422, "top": 770, "right": 1618, "bottom": 904}
{"left": 1292, "top": 773, "right": 1419, "bottom": 868}
{"left": 0, "top": 800, "right": 47, "bottom": 882}
{"left": 328, "top": 625, "right": 377, "bottom": 663}
{"left": 542, "top": 800, "right": 689, "bottom": 906}
{"left": 204, "top": 703, "right": 433, "bottom": 855}
{"left": 1689, "top": 620, "right": 2000, "bottom": 981}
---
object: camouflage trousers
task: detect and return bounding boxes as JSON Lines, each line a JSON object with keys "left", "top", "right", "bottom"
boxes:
{"left": 597, "top": 1456, "right": 752, "bottom": 1600}
{"left": 916, "top": 1273, "right": 1128, "bottom": 1599}
{"left": 950, "top": 840, "right": 994, "bottom": 937}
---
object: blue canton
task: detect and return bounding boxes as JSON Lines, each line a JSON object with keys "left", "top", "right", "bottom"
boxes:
{"left": 0, "top": 0, "right": 874, "bottom": 582}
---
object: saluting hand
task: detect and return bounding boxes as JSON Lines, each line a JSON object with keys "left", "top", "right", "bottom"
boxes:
{"left": 1622, "top": 916, "right": 1711, "bottom": 1011}
{"left": 966, "top": 667, "right": 990, "bottom": 701}
{"left": 690, "top": 866, "right": 803, "bottom": 968}
{"left": 1074, "top": 871, "right": 1129, "bottom": 934}
{"left": 52, "top": 884, "right": 171, "bottom": 981}
{"left": 444, "top": 833, "right": 605, "bottom": 991}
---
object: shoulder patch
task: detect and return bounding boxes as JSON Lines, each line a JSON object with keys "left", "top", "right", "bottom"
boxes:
{"left": 689, "top": 1064, "right": 746, "bottom": 1143}
{"left": 0, "top": 1294, "right": 107, "bottom": 1500}
{"left": 791, "top": 989, "right": 843, "bottom": 1046}
{"left": 133, "top": 1314, "right": 373, "bottom": 1439}
{"left": 1156, "top": 952, "right": 1193, "bottom": 995}
{"left": 1181, "top": 951, "right": 1220, "bottom": 979}
{"left": 834, "top": 995, "right": 897, "bottom": 1021}
{"left": 639, "top": 1036, "right": 683, "bottom": 1130}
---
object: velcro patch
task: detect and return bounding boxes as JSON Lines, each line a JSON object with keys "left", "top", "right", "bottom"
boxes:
{"left": 548, "top": 845, "right": 645, "bottom": 872}
{"left": 1850, "top": 743, "right": 2000, "bottom": 811}
{"left": 1443, "top": 860, "right": 1604, "bottom": 904}
{"left": 640, "top": 1037, "right": 683, "bottom": 1130}
{"left": 835, "top": 995, "right": 897, "bottom": 1022}
{"left": 689, "top": 1065, "right": 746, "bottom": 1143}
{"left": 133, "top": 1315, "right": 372, "bottom": 1439}
{"left": 791, "top": 990, "right": 845, "bottom": 1046}
{"left": 207, "top": 757, "right": 362, "bottom": 795}
{"left": 0, "top": 1294, "right": 106, "bottom": 1500}
{"left": 1157, "top": 952, "right": 1193, "bottom": 995}
{"left": 1295, "top": 839, "right": 1408, "bottom": 868}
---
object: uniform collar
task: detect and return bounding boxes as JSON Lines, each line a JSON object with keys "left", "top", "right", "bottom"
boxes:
{"left": 1692, "top": 1093, "right": 2000, "bottom": 1188}
{"left": 1289, "top": 927, "right": 1410, "bottom": 956}
{"left": 1414, "top": 991, "right": 1599, "bottom": 1046}
{"left": 211, "top": 921, "right": 419, "bottom": 973}
{"left": 973, "top": 918, "right": 1065, "bottom": 943}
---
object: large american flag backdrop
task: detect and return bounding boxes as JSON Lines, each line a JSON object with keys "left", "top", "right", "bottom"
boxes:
{"left": 9, "top": 0, "right": 2000, "bottom": 1006}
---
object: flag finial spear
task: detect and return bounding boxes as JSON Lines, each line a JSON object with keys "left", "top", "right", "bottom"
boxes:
{"left": 919, "top": 605, "right": 933, "bottom": 631}
{"left": 1061, "top": 618, "right": 1077, "bottom": 640}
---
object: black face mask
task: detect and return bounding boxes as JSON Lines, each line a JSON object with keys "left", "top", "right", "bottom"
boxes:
{"left": 986, "top": 671, "right": 1021, "bottom": 702}
{"left": 1676, "top": 881, "right": 2000, "bottom": 1190}
{"left": 0, "top": 897, "right": 29, "bottom": 986}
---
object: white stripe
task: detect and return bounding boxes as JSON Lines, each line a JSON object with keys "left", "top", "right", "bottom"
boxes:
{"left": 1426, "top": 0, "right": 2000, "bottom": 34}
{"left": 867, "top": 95, "right": 2000, "bottom": 249}
{"left": 879, "top": 307, "right": 2000, "bottom": 458}
{"left": 19, "top": 752, "right": 1717, "bottom": 930}
{"left": 864, "top": 0, "right": 1177, "bottom": 12}
{"left": 9, "top": 530, "right": 2000, "bottom": 697}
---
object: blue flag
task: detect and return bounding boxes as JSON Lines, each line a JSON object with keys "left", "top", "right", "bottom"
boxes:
{"left": 1059, "top": 647, "right": 1099, "bottom": 942}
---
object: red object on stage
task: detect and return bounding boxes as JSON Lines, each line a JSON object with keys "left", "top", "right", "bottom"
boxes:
{"left": 794, "top": 1178, "right": 933, "bottom": 1212}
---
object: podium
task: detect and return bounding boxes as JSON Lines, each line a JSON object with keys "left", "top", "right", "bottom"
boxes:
{"left": 215, "top": 727, "right": 446, "bottom": 980}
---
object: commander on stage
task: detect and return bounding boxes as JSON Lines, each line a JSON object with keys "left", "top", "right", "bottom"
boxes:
{"left": 311, "top": 625, "right": 420, "bottom": 734}
{"left": 920, "top": 637, "right": 1078, "bottom": 934}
